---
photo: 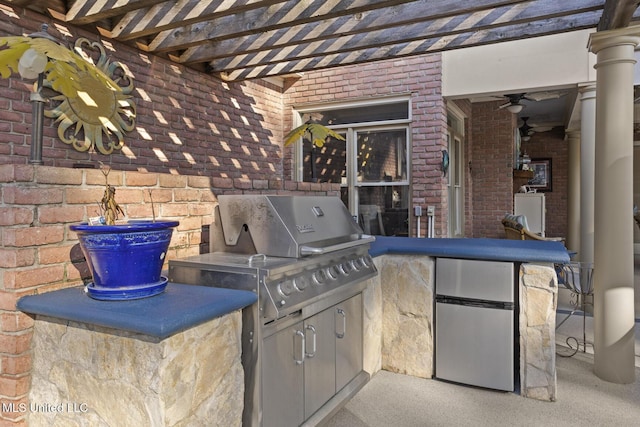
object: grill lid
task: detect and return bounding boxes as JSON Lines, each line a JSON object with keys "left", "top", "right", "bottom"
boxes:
{"left": 217, "top": 195, "right": 374, "bottom": 258}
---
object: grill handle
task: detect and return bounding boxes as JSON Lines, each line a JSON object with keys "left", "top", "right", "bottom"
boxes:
{"left": 305, "top": 325, "right": 317, "bottom": 358}
{"left": 294, "top": 330, "right": 305, "bottom": 365}
{"left": 299, "top": 235, "right": 375, "bottom": 256}
{"left": 248, "top": 254, "right": 266, "bottom": 265}
{"left": 336, "top": 308, "right": 346, "bottom": 339}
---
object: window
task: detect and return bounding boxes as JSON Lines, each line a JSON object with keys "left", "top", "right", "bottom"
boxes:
{"left": 293, "top": 97, "right": 411, "bottom": 236}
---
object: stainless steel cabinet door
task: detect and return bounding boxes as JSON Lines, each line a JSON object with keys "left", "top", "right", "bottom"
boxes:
{"left": 435, "top": 302, "right": 514, "bottom": 391}
{"left": 335, "top": 294, "right": 363, "bottom": 392}
{"left": 436, "top": 258, "right": 514, "bottom": 302}
{"left": 304, "top": 308, "right": 336, "bottom": 419}
{"left": 262, "top": 322, "right": 305, "bottom": 427}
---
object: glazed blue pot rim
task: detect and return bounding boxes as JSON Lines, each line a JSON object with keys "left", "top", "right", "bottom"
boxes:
{"left": 70, "top": 220, "right": 179, "bottom": 233}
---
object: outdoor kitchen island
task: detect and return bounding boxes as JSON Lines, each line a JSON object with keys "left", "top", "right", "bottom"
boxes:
{"left": 17, "top": 284, "right": 257, "bottom": 426}
{"left": 363, "top": 236, "right": 570, "bottom": 402}
{"left": 16, "top": 235, "right": 568, "bottom": 426}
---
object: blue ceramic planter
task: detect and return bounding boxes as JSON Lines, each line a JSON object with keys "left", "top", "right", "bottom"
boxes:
{"left": 70, "top": 220, "right": 179, "bottom": 300}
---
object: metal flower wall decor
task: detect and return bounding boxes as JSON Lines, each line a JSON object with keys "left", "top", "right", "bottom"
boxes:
{"left": 0, "top": 29, "right": 136, "bottom": 155}
{"left": 46, "top": 38, "right": 136, "bottom": 154}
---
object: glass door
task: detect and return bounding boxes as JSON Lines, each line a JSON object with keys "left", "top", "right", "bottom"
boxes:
{"left": 447, "top": 108, "right": 465, "bottom": 238}
{"left": 353, "top": 128, "right": 409, "bottom": 236}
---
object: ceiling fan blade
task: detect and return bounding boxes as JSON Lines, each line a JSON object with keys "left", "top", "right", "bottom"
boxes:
{"left": 525, "top": 91, "right": 565, "bottom": 102}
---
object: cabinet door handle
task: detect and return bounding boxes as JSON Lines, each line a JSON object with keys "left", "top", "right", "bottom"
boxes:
{"left": 336, "top": 308, "right": 346, "bottom": 339}
{"left": 294, "top": 330, "right": 305, "bottom": 365}
{"left": 305, "top": 324, "right": 317, "bottom": 358}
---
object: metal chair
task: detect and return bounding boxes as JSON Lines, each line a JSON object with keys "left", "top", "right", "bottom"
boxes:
{"left": 501, "top": 216, "right": 565, "bottom": 243}
{"left": 555, "top": 262, "right": 595, "bottom": 357}
{"left": 359, "top": 204, "right": 386, "bottom": 236}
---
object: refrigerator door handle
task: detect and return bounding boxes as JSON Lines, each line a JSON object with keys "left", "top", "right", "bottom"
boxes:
{"left": 436, "top": 295, "right": 513, "bottom": 310}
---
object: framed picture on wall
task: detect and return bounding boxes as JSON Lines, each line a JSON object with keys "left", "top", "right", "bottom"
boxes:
{"left": 527, "top": 158, "right": 552, "bottom": 192}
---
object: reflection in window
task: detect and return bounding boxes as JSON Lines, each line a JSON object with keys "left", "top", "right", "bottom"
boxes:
{"left": 357, "top": 130, "right": 407, "bottom": 183}
{"left": 347, "top": 186, "right": 409, "bottom": 237}
{"left": 302, "top": 134, "right": 346, "bottom": 183}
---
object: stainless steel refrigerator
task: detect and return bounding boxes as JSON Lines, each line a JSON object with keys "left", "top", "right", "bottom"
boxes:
{"left": 435, "top": 258, "right": 515, "bottom": 392}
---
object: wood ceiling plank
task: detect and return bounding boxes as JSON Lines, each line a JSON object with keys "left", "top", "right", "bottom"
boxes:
{"left": 219, "top": 10, "right": 603, "bottom": 81}
{"left": 175, "top": 0, "right": 528, "bottom": 62}
{"left": 4, "top": 0, "right": 67, "bottom": 16}
{"left": 109, "top": 0, "right": 289, "bottom": 40}
{"left": 66, "top": 0, "right": 165, "bottom": 25}
{"left": 183, "top": 0, "right": 602, "bottom": 67}
{"left": 145, "top": 0, "right": 427, "bottom": 49}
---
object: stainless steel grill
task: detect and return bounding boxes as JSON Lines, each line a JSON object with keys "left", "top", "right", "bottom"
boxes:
{"left": 168, "top": 195, "right": 377, "bottom": 427}
{"left": 216, "top": 195, "right": 373, "bottom": 257}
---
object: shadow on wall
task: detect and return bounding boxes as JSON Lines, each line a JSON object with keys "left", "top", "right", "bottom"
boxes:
{"left": 2, "top": 8, "right": 284, "bottom": 182}
{"left": 70, "top": 244, "right": 91, "bottom": 285}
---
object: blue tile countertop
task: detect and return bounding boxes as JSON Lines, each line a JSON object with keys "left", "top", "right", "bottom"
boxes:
{"left": 369, "top": 236, "right": 571, "bottom": 264}
{"left": 17, "top": 283, "right": 257, "bottom": 339}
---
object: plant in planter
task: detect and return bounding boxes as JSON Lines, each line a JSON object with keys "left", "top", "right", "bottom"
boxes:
{"left": 284, "top": 122, "right": 345, "bottom": 148}
{"left": 70, "top": 165, "right": 178, "bottom": 300}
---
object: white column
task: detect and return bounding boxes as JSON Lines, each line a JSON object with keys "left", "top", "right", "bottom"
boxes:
{"left": 565, "top": 130, "right": 581, "bottom": 254}
{"left": 588, "top": 27, "right": 640, "bottom": 384}
{"left": 579, "top": 85, "right": 597, "bottom": 263}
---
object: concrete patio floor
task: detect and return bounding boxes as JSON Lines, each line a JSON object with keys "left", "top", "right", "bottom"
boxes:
{"left": 326, "top": 258, "right": 640, "bottom": 427}
{"left": 325, "top": 315, "right": 640, "bottom": 427}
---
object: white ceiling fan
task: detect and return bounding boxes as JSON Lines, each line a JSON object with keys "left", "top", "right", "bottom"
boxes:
{"left": 497, "top": 91, "right": 567, "bottom": 113}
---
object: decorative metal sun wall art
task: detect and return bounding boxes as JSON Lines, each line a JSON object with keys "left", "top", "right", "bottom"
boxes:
{"left": 45, "top": 38, "right": 136, "bottom": 155}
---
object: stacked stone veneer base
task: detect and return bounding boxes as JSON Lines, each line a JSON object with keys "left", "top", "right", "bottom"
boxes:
{"left": 362, "top": 255, "right": 557, "bottom": 402}
{"left": 519, "top": 263, "right": 558, "bottom": 401}
{"left": 28, "top": 312, "right": 243, "bottom": 427}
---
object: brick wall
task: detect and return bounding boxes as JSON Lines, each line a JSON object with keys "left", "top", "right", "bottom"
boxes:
{"left": 283, "top": 55, "right": 449, "bottom": 237}
{"left": 470, "top": 101, "right": 517, "bottom": 238}
{"left": 521, "top": 127, "right": 568, "bottom": 238}
{"left": 0, "top": 6, "right": 284, "bottom": 182}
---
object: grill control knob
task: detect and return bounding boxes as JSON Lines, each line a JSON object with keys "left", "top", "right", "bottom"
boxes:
{"left": 327, "top": 265, "right": 340, "bottom": 280}
{"left": 339, "top": 262, "right": 353, "bottom": 275}
{"left": 351, "top": 258, "right": 363, "bottom": 271}
{"left": 313, "top": 269, "right": 327, "bottom": 285}
{"left": 293, "top": 276, "right": 309, "bottom": 291}
{"left": 277, "top": 281, "right": 294, "bottom": 297}
{"left": 361, "top": 256, "right": 373, "bottom": 268}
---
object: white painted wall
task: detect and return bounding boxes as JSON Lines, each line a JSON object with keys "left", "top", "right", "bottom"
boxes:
{"left": 442, "top": 29, "right": 598, "bottom": 98}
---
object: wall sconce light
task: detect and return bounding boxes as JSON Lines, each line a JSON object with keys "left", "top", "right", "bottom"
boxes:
{"left": 18, "top": 48, "right": 47, "bottom": 79}
{"left": 441, "top": 149, "right": 449, "bottom": 174}
{"left": 19, "top": 24, "right": 64, "bottom": 165}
